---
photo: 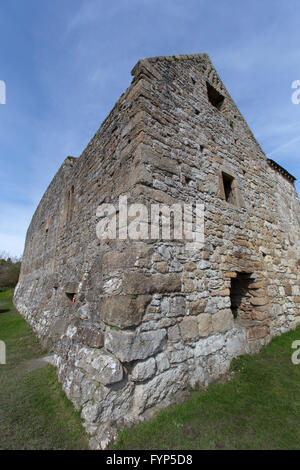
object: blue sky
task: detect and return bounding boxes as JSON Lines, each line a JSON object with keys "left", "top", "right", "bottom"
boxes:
{"left": 1, "top": 0, "right": 300, "bottom": 257}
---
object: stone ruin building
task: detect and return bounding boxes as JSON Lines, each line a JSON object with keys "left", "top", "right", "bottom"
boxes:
{"left": 14, "top": 54, "right": 300, "bottom": 449}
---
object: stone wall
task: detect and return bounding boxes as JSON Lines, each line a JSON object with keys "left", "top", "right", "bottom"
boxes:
{"left": 14, "top": 54, "right": 300, "bottom": 449}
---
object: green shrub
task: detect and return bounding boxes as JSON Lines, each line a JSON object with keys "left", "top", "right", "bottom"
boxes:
{"left": 0, "top": 255, "right": 21, "bottom": 289}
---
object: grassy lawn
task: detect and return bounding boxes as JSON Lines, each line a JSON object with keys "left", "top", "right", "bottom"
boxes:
{"left": 0, "top": 289, "right": 88, "bottom": 450}
{"left": 112, "top": 325, "right": 300, "bottom": 450}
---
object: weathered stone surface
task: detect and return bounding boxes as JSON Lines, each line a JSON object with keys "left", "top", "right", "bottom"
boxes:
{"left": 98, "top": 295, "right": 151, "bottom": 328}
{"left": 249, "top": 281, "right": 263, "bottom": 289}
{"left": 156, "top": 352, "right": 170, "bottom": 372}
{"left": 105, "top": 328, "right": 166, "bottom": 362}
{"left": 130, "top": 357, "right": 156, "bottom": 382}
{"left": 198, "top": 313, "right": 212, "bottom": 337}
{"left": 195, "top": 335, "right": 226, "bottom": 357}
{"left": 91, "top": 353, "right": 124, "bottom": 385}
{"left": 247, "top": 326, "right": 269, "bottom": 340}
{"left": 167, "top": 324, "right": 181, "bottom": 342}
{"left": 75, "top": 347, "right": 123, "bottom": 385}
{"left": 252, "top": 309, "right": 269, "bottom": 321}
{"left": 123, "top": 272, "right": 181, "bottom": 295}
{"left": 226, "top": 329, "right": 247, "bottom": 357}
{"left": 64, "top": 281, "right": 79, "bottom": 294}
{"left": 77, "top": 303, "right": 93, "bottom": 321}
{"left": 77, "top": 326, "right": 104, "bottom": 349}
{"left": 184, "top": 262, "right": 197, "bottom": 271}
{"left": 169, "top": 346, "right": 193, "bottom": 363}
{"left": 179, "top": 316, "right": 199, "bottom": 341}
{"left": 134, "top": 365, "right": 187, "bottom": 413}
{"left": 212, "top": 309, "right": 234, "bottom": 333}
{"left": 250, "top": 297, "right": 269, "bottom": 307}
{"left": 169, "top": 296, "right": 186, "bottom": 317}
{"left": 190, "top": 299, "right": 207, "bottom": 315}
{"left": 102, "top": 246, "right": 153, "bottom": 272}
{"left": 154, "top": 262, "right": 169, "bottom": 273}
{"left": 183, "top": 278, "right": 195, "bottom": 293}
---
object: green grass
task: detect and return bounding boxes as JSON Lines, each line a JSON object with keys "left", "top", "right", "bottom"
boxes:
{"left": 112, "top": 325, "right": 300, "bottom": 450}
{"left": 0, "top": 289, "right": 88, "bottom": 450}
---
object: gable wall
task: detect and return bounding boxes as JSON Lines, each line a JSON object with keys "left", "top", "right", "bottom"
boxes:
{"left": 14, "top": 55, "right": 300, "bottom": 448}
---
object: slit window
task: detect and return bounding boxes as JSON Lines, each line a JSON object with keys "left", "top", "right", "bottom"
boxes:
{"left": 206, "top": 82, "right": 225, "bottom": 110}
{"left": 222, "top": 172, "right": 236, "bottom": 205}
{"left": 67, "top": 185, "right": 75, "bottom": 222}
{"left": 66, "top": 292, "right": 76, "bottom": 303}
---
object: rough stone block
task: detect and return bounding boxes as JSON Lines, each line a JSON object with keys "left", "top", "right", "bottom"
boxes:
{"left": 179, "top": 316, "right": 199, "bottom": 341}
{"left": 250, "top": 297, "right": 269, "bottom": 307}
{"left": 130, "top": 358, "right": 156, "bottom": 382}
{"left": 167, "top": 324, "right": 181, "bottom": 342}
{"left": 247, "top": 326, "right": 268, "bottom": 340}
{"left": 154, "top": 262, "right": 169, "bottom": 273}
{"left": 91, "top": 352, "right": 124, "bottom": 385}
{"left": 123, "top": 272, "right": 181, "bottom": 295}
{"left": 184, "top": 262, "right": 197, "bottom": 271}
{"left": 195, "top": 335, "right": 225, "bottom": 357}
{"left": 102, "top": 246, "right": 153, "bottom": 272}
{"left": 133, "top": 366, "right": 187, "bottom": 413}
{"left": 78, "top": 326, "right": 104, "bottom": 349}
{"left": 190, "top": 299, "right": 207, "bottom": 315}
{"left": 212, "top": 309, "right": 234, "bottom": 333}
{"left": 198, "top": 313, "right": 212, "bottom": 337}
{"left": 169, "top": 347, "right": 193, "bottom": 363}
{"left": 226, "top": 330, "right": 247, "bottom": 357}
{"left": 98, "top": 295, "right": 151, "bottom": 328}
{"left": 105, "top": 328, "right": 167, "bottom": 362}
{"left": 169, "top": 296, "right": 186, "bottom": 317}
{"left": 156, "top": 352, "right": 170, "bottom": 372}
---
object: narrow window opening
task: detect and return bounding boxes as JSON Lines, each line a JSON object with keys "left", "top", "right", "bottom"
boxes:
{"left": 67, "top": 185, "right": 75, "bottom": 223}
{"left": 222, "top": 172, "right": 236, "bottom": 204}
{"left": 206, "top": 82, "right": 225, "bottom": 110}
{"left": 230, "top": 273, "right": 252, "bottom": 321}
{"left": 66, "top": 292, "right": 76, "bottom": 303}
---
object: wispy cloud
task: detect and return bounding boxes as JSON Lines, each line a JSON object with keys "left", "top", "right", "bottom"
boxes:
{"left": 269, "top": 135, "right": 300, "bottom": 157}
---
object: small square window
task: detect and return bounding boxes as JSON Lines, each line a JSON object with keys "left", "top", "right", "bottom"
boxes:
{"left": 206, "top": 82, "right": 225, "bottom": 110}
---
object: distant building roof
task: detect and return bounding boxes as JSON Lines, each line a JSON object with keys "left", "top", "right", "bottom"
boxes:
{"left": 267, "top": 158, "right": 296, "bottom": 183}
